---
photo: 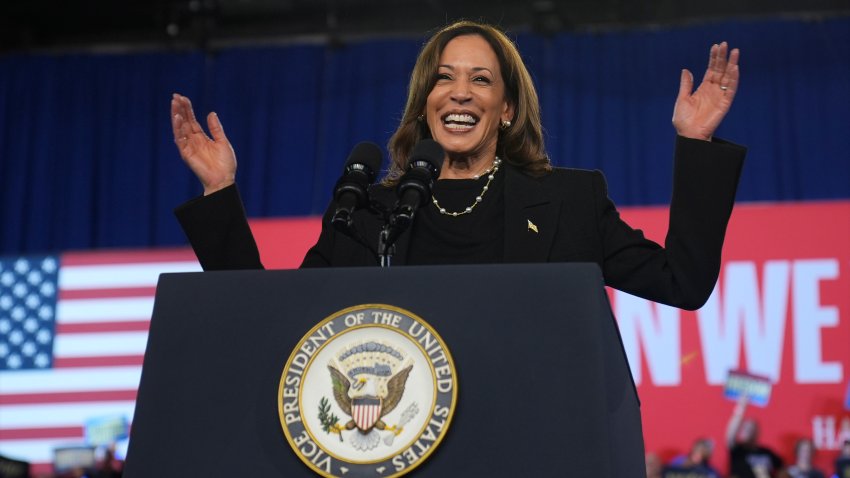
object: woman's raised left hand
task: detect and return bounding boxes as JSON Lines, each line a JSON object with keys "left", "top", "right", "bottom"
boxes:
{"left": 673, "top": 42, "right": 740, "bottom": 141}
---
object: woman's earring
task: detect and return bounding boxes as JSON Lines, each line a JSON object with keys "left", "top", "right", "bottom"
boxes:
{"left": 500, "top": 119, "right": 512, "bottom": 130}
{"left": 417, "top": 114, "right": 424, "bottom": 122}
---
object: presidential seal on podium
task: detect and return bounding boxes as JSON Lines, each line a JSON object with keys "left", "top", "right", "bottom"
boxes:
{"left": 278, "top": 304, "right": 457, "bottom": 477}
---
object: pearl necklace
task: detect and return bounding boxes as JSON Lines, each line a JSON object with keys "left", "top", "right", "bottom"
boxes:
{"left": 432, "top": 158, "right": 502, "bottom": 217}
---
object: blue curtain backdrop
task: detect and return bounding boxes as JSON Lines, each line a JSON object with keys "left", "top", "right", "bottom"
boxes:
{"left": 1, "top": 17, "right": 848, "bottom": 255}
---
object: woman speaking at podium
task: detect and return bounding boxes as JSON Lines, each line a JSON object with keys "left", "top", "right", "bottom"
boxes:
{"left": 172, "top": 20, "right": 745, "bottom": 311}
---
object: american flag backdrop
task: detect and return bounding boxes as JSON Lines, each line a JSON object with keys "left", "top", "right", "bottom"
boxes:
{"left": 0, "top": 249, "right": 200, "bottom": 471}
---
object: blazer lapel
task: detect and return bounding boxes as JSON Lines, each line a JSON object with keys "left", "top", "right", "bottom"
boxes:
{"left": 503, "top": 164, "right": 560, "bottom": 263}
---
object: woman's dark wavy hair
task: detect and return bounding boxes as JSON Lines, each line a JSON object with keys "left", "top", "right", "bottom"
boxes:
{"left": 385, "top": 20, "right": 551, "bottom": 184}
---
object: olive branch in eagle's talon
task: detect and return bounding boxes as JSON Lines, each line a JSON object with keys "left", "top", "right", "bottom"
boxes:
{"left": 318, "top": 397, "right": 343, "bottom": 442}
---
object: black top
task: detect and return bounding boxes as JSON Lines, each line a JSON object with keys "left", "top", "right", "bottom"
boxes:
{"left": 407, "top": 168, "right": 505, "bottom": 265}
{"left": 729, "top": 444, "right": 784, "bottom": 478}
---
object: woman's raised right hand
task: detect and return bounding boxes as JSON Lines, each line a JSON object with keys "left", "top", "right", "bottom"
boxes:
{"left": 171, "top": 93, "right": 237, "bottom": 195}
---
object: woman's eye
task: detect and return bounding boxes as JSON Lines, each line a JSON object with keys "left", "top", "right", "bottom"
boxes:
{"left": 436, "top": 73, "right": 451, "bottom": 81}
{"left": 473, "top": 76, "right": 491, "bottom": 84}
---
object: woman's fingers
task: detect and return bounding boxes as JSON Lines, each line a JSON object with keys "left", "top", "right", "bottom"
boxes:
{"left": 171, "top": 94, "right": 204, "bottom": 163}
{"left": 728, "top": 46, "right": 740, "bottom": 68}
{"left": 677, "top": 69, "right": 694, "bottom": 103}
{"left": 702, "top": 43, "right": 718, "bottom": 84}
{"left": 712, "top": 45, "right": 739, "bottom": 97}
{"left": 726, "top": 48, "right": 740, "bottom": 81}
{"left": 714, "top": 42, "right": 728, "bottom": 79}
{"left": 170, "top": 96, "right": 184, "bottom": 139}
{"left": 171, "top": 93, "right": 203, "bottom": 136}
{"left": 698, "top": 42, "right": 740, "bottom": 95}
{"left": 720, "top": 49, "right": 740, "bottom": 95}
{"left": 180, "top": 95, "right": 205, "bottom": 135}
{"left": 703, "top": 42, "right": 733, "bottom": 86}
{"left": 206, "top": 112, "right": 228, "bottom": 144}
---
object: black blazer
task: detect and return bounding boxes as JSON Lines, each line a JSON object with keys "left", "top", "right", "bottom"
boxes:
{"left": 176, "top": 135, "right": 745, "bottom": 310}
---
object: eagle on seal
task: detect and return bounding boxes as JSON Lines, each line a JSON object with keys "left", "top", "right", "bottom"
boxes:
{"left": 325, "top": 341, "right": 413, "bottom": 450}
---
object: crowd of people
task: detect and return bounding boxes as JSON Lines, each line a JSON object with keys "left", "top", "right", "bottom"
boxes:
{"left": 0, "top": 455, "right": 121, "bottom": 478}
{"left": 646, "top": 398, "right": 850, "bottom": 478}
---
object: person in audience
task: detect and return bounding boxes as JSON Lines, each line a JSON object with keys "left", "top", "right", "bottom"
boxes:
{"left": 726, "top": 396, "right": 783, "bottom": 478}
{"left": 669, "top": 437, "right": 722, "bottom": 477}
{"left": 782, "top": 438, "right": 825, "bottom": 478}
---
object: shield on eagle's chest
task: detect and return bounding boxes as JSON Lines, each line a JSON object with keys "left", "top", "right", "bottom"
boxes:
{"left": 351, "top": 397, "right": 382, "bottom": 431}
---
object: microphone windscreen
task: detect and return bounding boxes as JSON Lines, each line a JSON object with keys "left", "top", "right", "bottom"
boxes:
{"left": 409, "top": 139, "right": 445, "bottom": 172}
{"left": 345, "top": 142, "right": 384, "bottom": 173}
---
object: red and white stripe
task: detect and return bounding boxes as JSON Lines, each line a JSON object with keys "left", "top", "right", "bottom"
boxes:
{"left": 352, "top": 403, "right": 382, "bottom": 431}
{"left": 0, "top": 249, "right": 200, "bottom": 474}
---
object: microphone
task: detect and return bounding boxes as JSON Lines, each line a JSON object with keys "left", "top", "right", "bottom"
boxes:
{"left": 385, "top": 139, "right": 444, "bottom": 245}
{"left": 331, "top": 142, "right": 383, "bottom": 234}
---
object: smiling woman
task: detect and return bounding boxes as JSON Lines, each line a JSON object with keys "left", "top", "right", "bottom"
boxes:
{"left": 172, "top": 19, "right": 746, "bottom": 311}
{"left": 424, "top": 35, "right": 512, "bottom": 178}
{"left": 387, "top": 21, "right": 549, "bottom": 184}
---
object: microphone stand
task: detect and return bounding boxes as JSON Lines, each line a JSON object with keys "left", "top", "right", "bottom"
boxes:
{"left": 378, "top": 226, "right": 393, "bottom": 267}
{"left": 332, "top": 200, "right": 400, "bottom": 268}
{"left": 378, "top": 206, "right": 414, "bottom": 267}
{"left": 370, "top": 140, "right": 444, "bottom": 267}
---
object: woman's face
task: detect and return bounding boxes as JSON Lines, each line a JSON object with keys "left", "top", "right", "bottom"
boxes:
{"left": 425, "top": 34, "right": 513, "bottom": 163}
